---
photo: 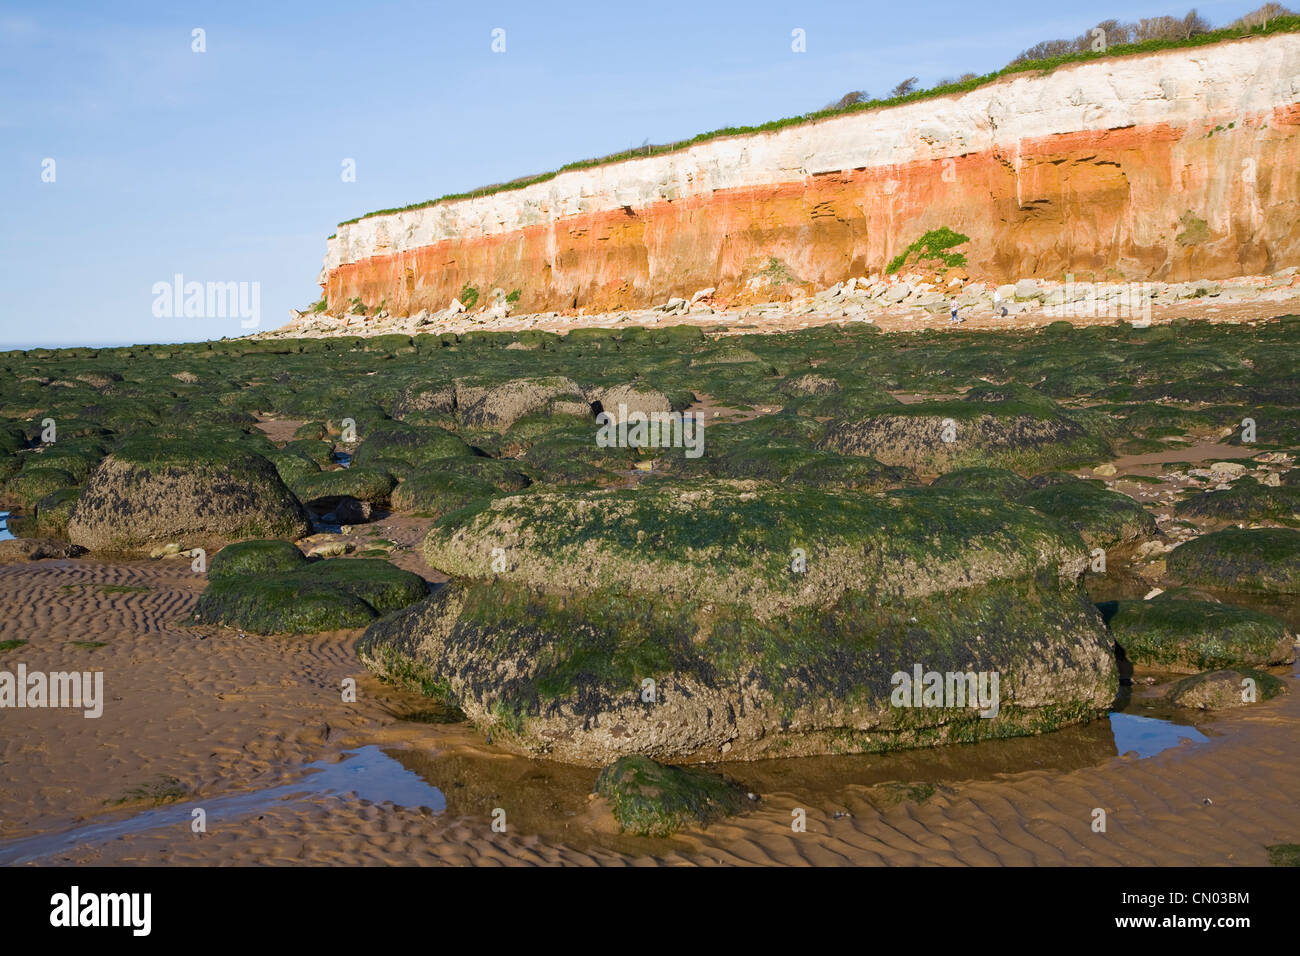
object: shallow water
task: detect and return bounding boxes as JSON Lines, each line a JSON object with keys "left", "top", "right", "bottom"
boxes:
{"left": 0, "top": 511, "right": 12, "bottom": 542}
{"left": 332, "top": 451, "right": 353, "bottom": 469}
{"left": 1107, "top": 712, "right": 1209, "bottom": 758}
{"left": 0, "top": 745, "right": 444, "bottom": 865}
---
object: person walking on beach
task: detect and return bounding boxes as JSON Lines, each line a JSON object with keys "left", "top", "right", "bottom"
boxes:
{"left": 993, "top": 288, "right": 1008, "bottom": 317}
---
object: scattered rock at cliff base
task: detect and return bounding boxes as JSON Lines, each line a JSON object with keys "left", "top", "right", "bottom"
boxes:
{"left": 358, "top": 478, "right": 1117, "bottom": 765}
{"left": 1166, "top": 668, "right": 1286, "bottom": 710}
{"left": 1097, "top": 597, "right": 1295, "bottom": 673}
{"left": 65, "top": 440, "right": 311, "bottom": 554}
{"left": 818, "top": 385, "right": 1110, "bottom": 474}
{"left": 594, "top": 756, "right": 754, "bottom": 837}
{"left": 193, "top": 548, "right": 428, "bottom": 634}
{"left": 1167, "top": 527, "right": 1300, "bottom": 594}
{"left": 0, "top": 537, "right": 87, "bottom": 564}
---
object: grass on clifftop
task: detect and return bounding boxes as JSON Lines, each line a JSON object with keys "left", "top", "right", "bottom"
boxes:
{"left": 336, "top": 15, "right": 1300, "bottom": 228}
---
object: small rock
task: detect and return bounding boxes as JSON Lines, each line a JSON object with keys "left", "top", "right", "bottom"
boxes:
{"left": 149, "top": 542, "right": 182, "bottom": 559}
{"left": 1209, "top": 461, "right": 1248, "bottom": 480}
{"left": 1093, "top": 463, "right": 1117, "bottom": 476}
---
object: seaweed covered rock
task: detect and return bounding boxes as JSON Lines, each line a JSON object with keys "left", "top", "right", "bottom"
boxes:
{"left": 350, "top": 421, "right": 473, "bottom": 469}
{"left": 1167, "top": 528, "right": 1300, "bottom": 594}
{"left": 3, "top": 465, "right": 78, "bottom": 508}
{"left": 588, "top": 383, "right": 677, "bottom": 420}
{"left": 1166, "top": 668, "right": 1286, "bottom": 710}
{"left": 193, "top": 553, "right": 428, "bottom": 634}
{"left": 1020, "top": 478, "right": 1158, "bottom": 550}
{"left": 0, "top": 537, "right": 87, "bottom": 564}
{"left": 1098, "top": 597, "right": 1295, "bottom": 672}
{"left": 667, "top": 414, "right": 911, "bottom": 490}
{"left": 930, "top": 467, "right": 1033, "bottom": 498}
{"left": 456, "top": 376, "right": 588, "bottom": 430}
{"left": 66, "top": 440, "right": 310, "bottom": 553}
{"left": 1175, "top": 476, "right": 1300, "bottom": 527}
{"left": 391, "top": 471, "right": 502, "bottom": 518}
{"left": 819, "top": 384, "right": 1110, "bottom": 474}
{"left": 594, "top": 755, "right": 753, "bottom": 837}
{"left": 209, "top": 539, "right": 308, "bottom": 579}
{"left": 360, "top": 479, "right": 1117, "bottom": 765}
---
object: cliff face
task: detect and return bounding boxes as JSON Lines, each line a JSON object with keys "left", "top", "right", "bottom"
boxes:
{"left": 322, "top": 33, "right": 1300, "bottom": 315}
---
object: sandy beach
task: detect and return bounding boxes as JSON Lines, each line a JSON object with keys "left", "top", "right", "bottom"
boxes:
{"left": 3, "top": 528, "right": 1295, "bottom": 867}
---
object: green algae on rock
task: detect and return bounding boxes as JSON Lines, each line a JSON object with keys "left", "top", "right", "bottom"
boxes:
{"left": 65, "top": 440, "right": 311, "bottom": 554}
{"left": 930, "top": 466, "right": 1034, "bottom": 498}
{"left": 594, "top": 755, "right": 753, "bottom": 836}
{"left": 422, "top": 479, "right": 1089, "bottom": 616}
{"left": 1020, "top": 478, "right": 1158, "bottom": 550}
{"left": 1166, "top": 668, "right": 1286, "bottom": 710}
{"left": 1098, "top": 597, "right": 1295, "bottom": 673}
{"left": 193, "top": 554, "right": 429, "bottom": 634}
{"left": 1167, "top": 527, "right": 1300, "bottom": 594}
{"left": 1175, "top": 476, "right": 1300, "bottom": 526}
{"left": 818, "top": 385, "right": 1111, "bottom": 474}
{"left": 359, "top": 478, "right": 1117, "bottom": 765}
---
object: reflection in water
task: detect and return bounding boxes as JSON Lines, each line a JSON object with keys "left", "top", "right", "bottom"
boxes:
{"left": 332, "top": 451, "right": 352, "bottom": 469}
{"left": 0, "top": 746, "right": 444, "bottom": 866}
{"left": 1108, "top": 712, "right": 1208, "bottom": 758}
{"left": 0, "top": 511, "right": 12, "bottom": 542}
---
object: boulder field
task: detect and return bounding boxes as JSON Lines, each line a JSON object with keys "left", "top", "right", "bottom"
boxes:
{"left": 359, "top": 479, "right": 1119, "bottom": 765}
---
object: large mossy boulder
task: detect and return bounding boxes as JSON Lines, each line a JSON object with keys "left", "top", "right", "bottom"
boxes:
{"left": 350, "top": 421, "right": 473, "bottom": 469}
{"left": 359, "top": 479, "right": 1117, "bottom": 765}
{"left": 193, "top": 546, "right": 428, "bottom": 634}
{"left": 1167, "top": 527, "right": 1300, "bottom": 594}
{"left": 1020, "top": 478, "right": 1158, "bottom": 550}
{"left": 1098, "top": 597, "right": 1295, "bottom": 672}
{"left": 1175, "top": 476, "right": 1300, "bottom": 527}
{"left": 594, "top": 755, "right": 752, "bottom": 837}
{"left": 66, "top": 440, "right": 310, "bottom": 553}
{"left": 455, "top": 376, "right": 589, "bottom": 430}
{"left": 818, "top": 385, "right": 1110, "bottom": 474}
{"left": 930, "top": 467, "right": 1034, "bottom": 498}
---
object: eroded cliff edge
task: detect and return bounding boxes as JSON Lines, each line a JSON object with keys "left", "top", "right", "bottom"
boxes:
{"left": 321, "top": 32, "right": 1300, "bottom": 315}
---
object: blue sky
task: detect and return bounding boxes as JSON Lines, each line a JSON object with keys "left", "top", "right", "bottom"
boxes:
{"left": 0, "top": 0, "right": 1267, "bottom": 348}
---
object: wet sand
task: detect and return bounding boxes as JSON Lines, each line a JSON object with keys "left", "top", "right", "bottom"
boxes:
{"left": 2, "top": 547, "right": 1296, "bottom": 866}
